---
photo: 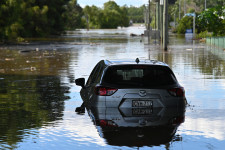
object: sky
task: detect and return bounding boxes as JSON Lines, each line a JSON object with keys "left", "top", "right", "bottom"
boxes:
{"left": 77, "top": 0, "right": 149, "bottom": 8}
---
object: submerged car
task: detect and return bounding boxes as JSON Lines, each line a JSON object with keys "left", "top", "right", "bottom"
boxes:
{"left": 75, "top": 59, "right": 187, "bottom": 108}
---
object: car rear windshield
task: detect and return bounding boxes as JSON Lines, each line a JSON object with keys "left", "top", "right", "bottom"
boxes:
{"left": 102, "top": 65, "right": 177, "bottom": 87}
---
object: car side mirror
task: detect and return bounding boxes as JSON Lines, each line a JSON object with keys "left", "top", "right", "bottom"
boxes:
{"left": 75, "top": 78, "right": 85, "bottom": 88}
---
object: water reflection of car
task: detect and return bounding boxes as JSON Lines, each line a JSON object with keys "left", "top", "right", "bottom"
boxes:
{"left": 85, "top": 106, "right": 185, "bottom": 147}
{"left": 75, "top": 59, "right": 187, "bottom": 108}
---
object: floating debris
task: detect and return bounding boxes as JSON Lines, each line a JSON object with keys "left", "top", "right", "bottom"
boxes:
{"left": 0, "top": 69, "right": 5, "bottom": 73}
{"left": 5, "top": 58, "right": 14, "bottom": 61}
{"left": 89, "top": 42, "right": 100, "bottom": 46}
{"left": 199, "top": 38, "right": 206, "bottom": 43}
{"left": 19, "top": 50, "right": 34, "bottom": 53}
{"left": 130, "top": 33, "right": 137, "bottom": 36}
{"left": 30, "top": 67, "right": 36, "bottom": 71}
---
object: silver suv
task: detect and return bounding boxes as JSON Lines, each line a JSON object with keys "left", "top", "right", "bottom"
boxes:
{"left": 75, "top": 59, "right": 187, "bottom": 109}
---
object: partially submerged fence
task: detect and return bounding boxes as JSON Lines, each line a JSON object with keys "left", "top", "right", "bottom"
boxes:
{"left": 206, "top": 36, "right": 225, "bottom": 49}
{"left": 206, "top": 36, "right": 225, "bottom": 60}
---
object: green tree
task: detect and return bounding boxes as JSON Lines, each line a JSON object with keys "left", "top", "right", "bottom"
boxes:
{"left": 120, "top": 6, "right": 129, "bottom": 27}
{"left": 127, "top": 5, "right": 145, "bottom": 23}
{"left": 101, "top": 1, "right": 122, "bottom": 28}
{"left": 0, "top": 0, "right": 71, "bottom": 42}
{"left": 197, "top": 6, "right": 225, "bottom": 36}
{"left": 34, "top": 0, "right": 70, "bottom": 35}
{"left": 0, "top": 0, "right": 24, "bottom": 41}
{"left": 63, "top": 0, "right": 83, "bottom": 30}
{"left": 169, "top": 0, "right": 225, "bottom": 21}
{"left": 83, "top": 5, "right": 102, "bottom": 29}
{"left": 176, "top": 16, "right": 193, "bottom": 34}
{"left": 195, "top": 0, "right": 224, "bottom": 11}
{"left": 82, "top": 1, "right": 129, "bottom": 29}
{"left": 20, "top": 1, "right": 49, "bottom": 37}
{"left": 101, "top": 1, "right": 129, "bottom": 28}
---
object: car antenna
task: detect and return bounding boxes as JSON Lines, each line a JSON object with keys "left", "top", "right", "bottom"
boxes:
{"left": 135, "top": 58, "right": 140, "bottom": 64}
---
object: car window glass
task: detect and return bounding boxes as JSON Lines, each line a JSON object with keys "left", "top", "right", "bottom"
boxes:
{"left": 96, "top": 64, "right": 105, "bottom": 83}
{"left": 102, "top": 65, "right": 177, "bottom": 87}
{"left": 86, "top": 64, "right": 99, "bottom": 86}
{"left": 91, "top": 64, "right": 101, "bottom": 83}
{"left": 86, "top": 62, "right": 103, "bottom": 86}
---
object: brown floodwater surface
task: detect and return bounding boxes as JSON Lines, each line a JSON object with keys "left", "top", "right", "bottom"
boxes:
{"left": 0, "top": 27, "right": 225, "bottom": 150}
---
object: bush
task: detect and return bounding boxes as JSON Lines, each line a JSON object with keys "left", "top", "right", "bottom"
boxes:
{"left": 196, "top": 6, "right": 225, "bottom": 36}
{"left": 176, "top": 16, "right": 193, "bottom": 34}
{"left": 196, "top": 31, "right": 213, "bottom": 39}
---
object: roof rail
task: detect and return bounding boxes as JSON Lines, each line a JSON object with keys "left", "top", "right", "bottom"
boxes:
{"left": 150, "top": 60, "right": 158, "bottom": 64}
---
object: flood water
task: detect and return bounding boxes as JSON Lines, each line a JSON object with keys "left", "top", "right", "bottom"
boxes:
{"left": 0, "top": 26, "right": 225, "bottom": 150}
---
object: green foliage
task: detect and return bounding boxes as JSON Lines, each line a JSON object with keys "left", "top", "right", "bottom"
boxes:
{"left": 0, "top": 0, "right": 74, "bottom": 42}
{"left": 83, "top": 1, "right": 129, "bottom": 29}
{"left": 196, "top": 31, "right": 212, "bottom": 39}
{"left": 127, "top": 5, "right": 145, "bottom": 23}
{"left": 195, "top": 0, "right": 224, "bottom": 11}
{"left": 0, "top": 0, "right": 133, "bottom": 40}
{"left": 176, "top": 16, "right": 193, "bottom": 34}
{"left": 119, "top": 6, "right": 130, "bottom": 27}
{"left": 101, "top": 1, "right": 128, "bottom": 28}
{"left": 83, "top": 5, "right": 102, "bottom": 29}
{"left": 188, "top": 8, "right": 195, "bottom": 13}
{"left": 170, "top": 0, "right": 225, "bottom": 36}
{"left": 63, "top": 0, "right": 83, "bottom": 30}
{"left": 150, "top": 16, "right": 156, "bottom": 28}
{"left": 170, "top": 0, "right": 225, "bottom": 16}
{"left": 196, "top": 6, "right": 225, "bottom": 36}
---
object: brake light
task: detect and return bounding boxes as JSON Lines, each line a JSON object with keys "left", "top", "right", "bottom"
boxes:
{"left": 168, "top": 87, "right": 185, "bottom": 97}
{"left": 95, "top": 86, "right": 118, "bottom": 96}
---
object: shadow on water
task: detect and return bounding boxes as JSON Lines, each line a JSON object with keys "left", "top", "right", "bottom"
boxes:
{"left": 0, "top": 74, "right": 70, "bottom": 148}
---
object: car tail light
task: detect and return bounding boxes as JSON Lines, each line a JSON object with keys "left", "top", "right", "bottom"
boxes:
{"left": 168, "top": 87, "right": 185, "bottom": 97}
{"left": 95, "top": 86, "right": 118, "bottom": 96}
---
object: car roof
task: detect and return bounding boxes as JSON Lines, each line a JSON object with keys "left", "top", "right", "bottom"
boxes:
{"left": 104, "top": 59, "right": 169, "bottom": 67}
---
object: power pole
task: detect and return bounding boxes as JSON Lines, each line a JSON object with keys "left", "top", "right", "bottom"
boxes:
{"left": 156, "top": 2, "right": 160, "bottom": 30}
{"left": 184, "top": 0, "right": 186, "bottom": 15}
{"left": 148, "top": 0, "right": 151, "bottom": 44}
{"left": 179, "top": 0, "right": 181, "bottom": 20}
{"left": 193, "top": 13, "right": 195, "bottom": 39}
{"left": 163, "top": 0, "right": 168, "bottom": 51}
{"left": 160, "top": 0, "right": 163, "bottom": 44}
{"left": 205, "top": 0, "right": 207, "bottom": 10}
{"left": 86, "top": 15, "right": 89, "bottom": 31}
{"left": 174, "top": 13, "right": 176, "bottom": 29}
